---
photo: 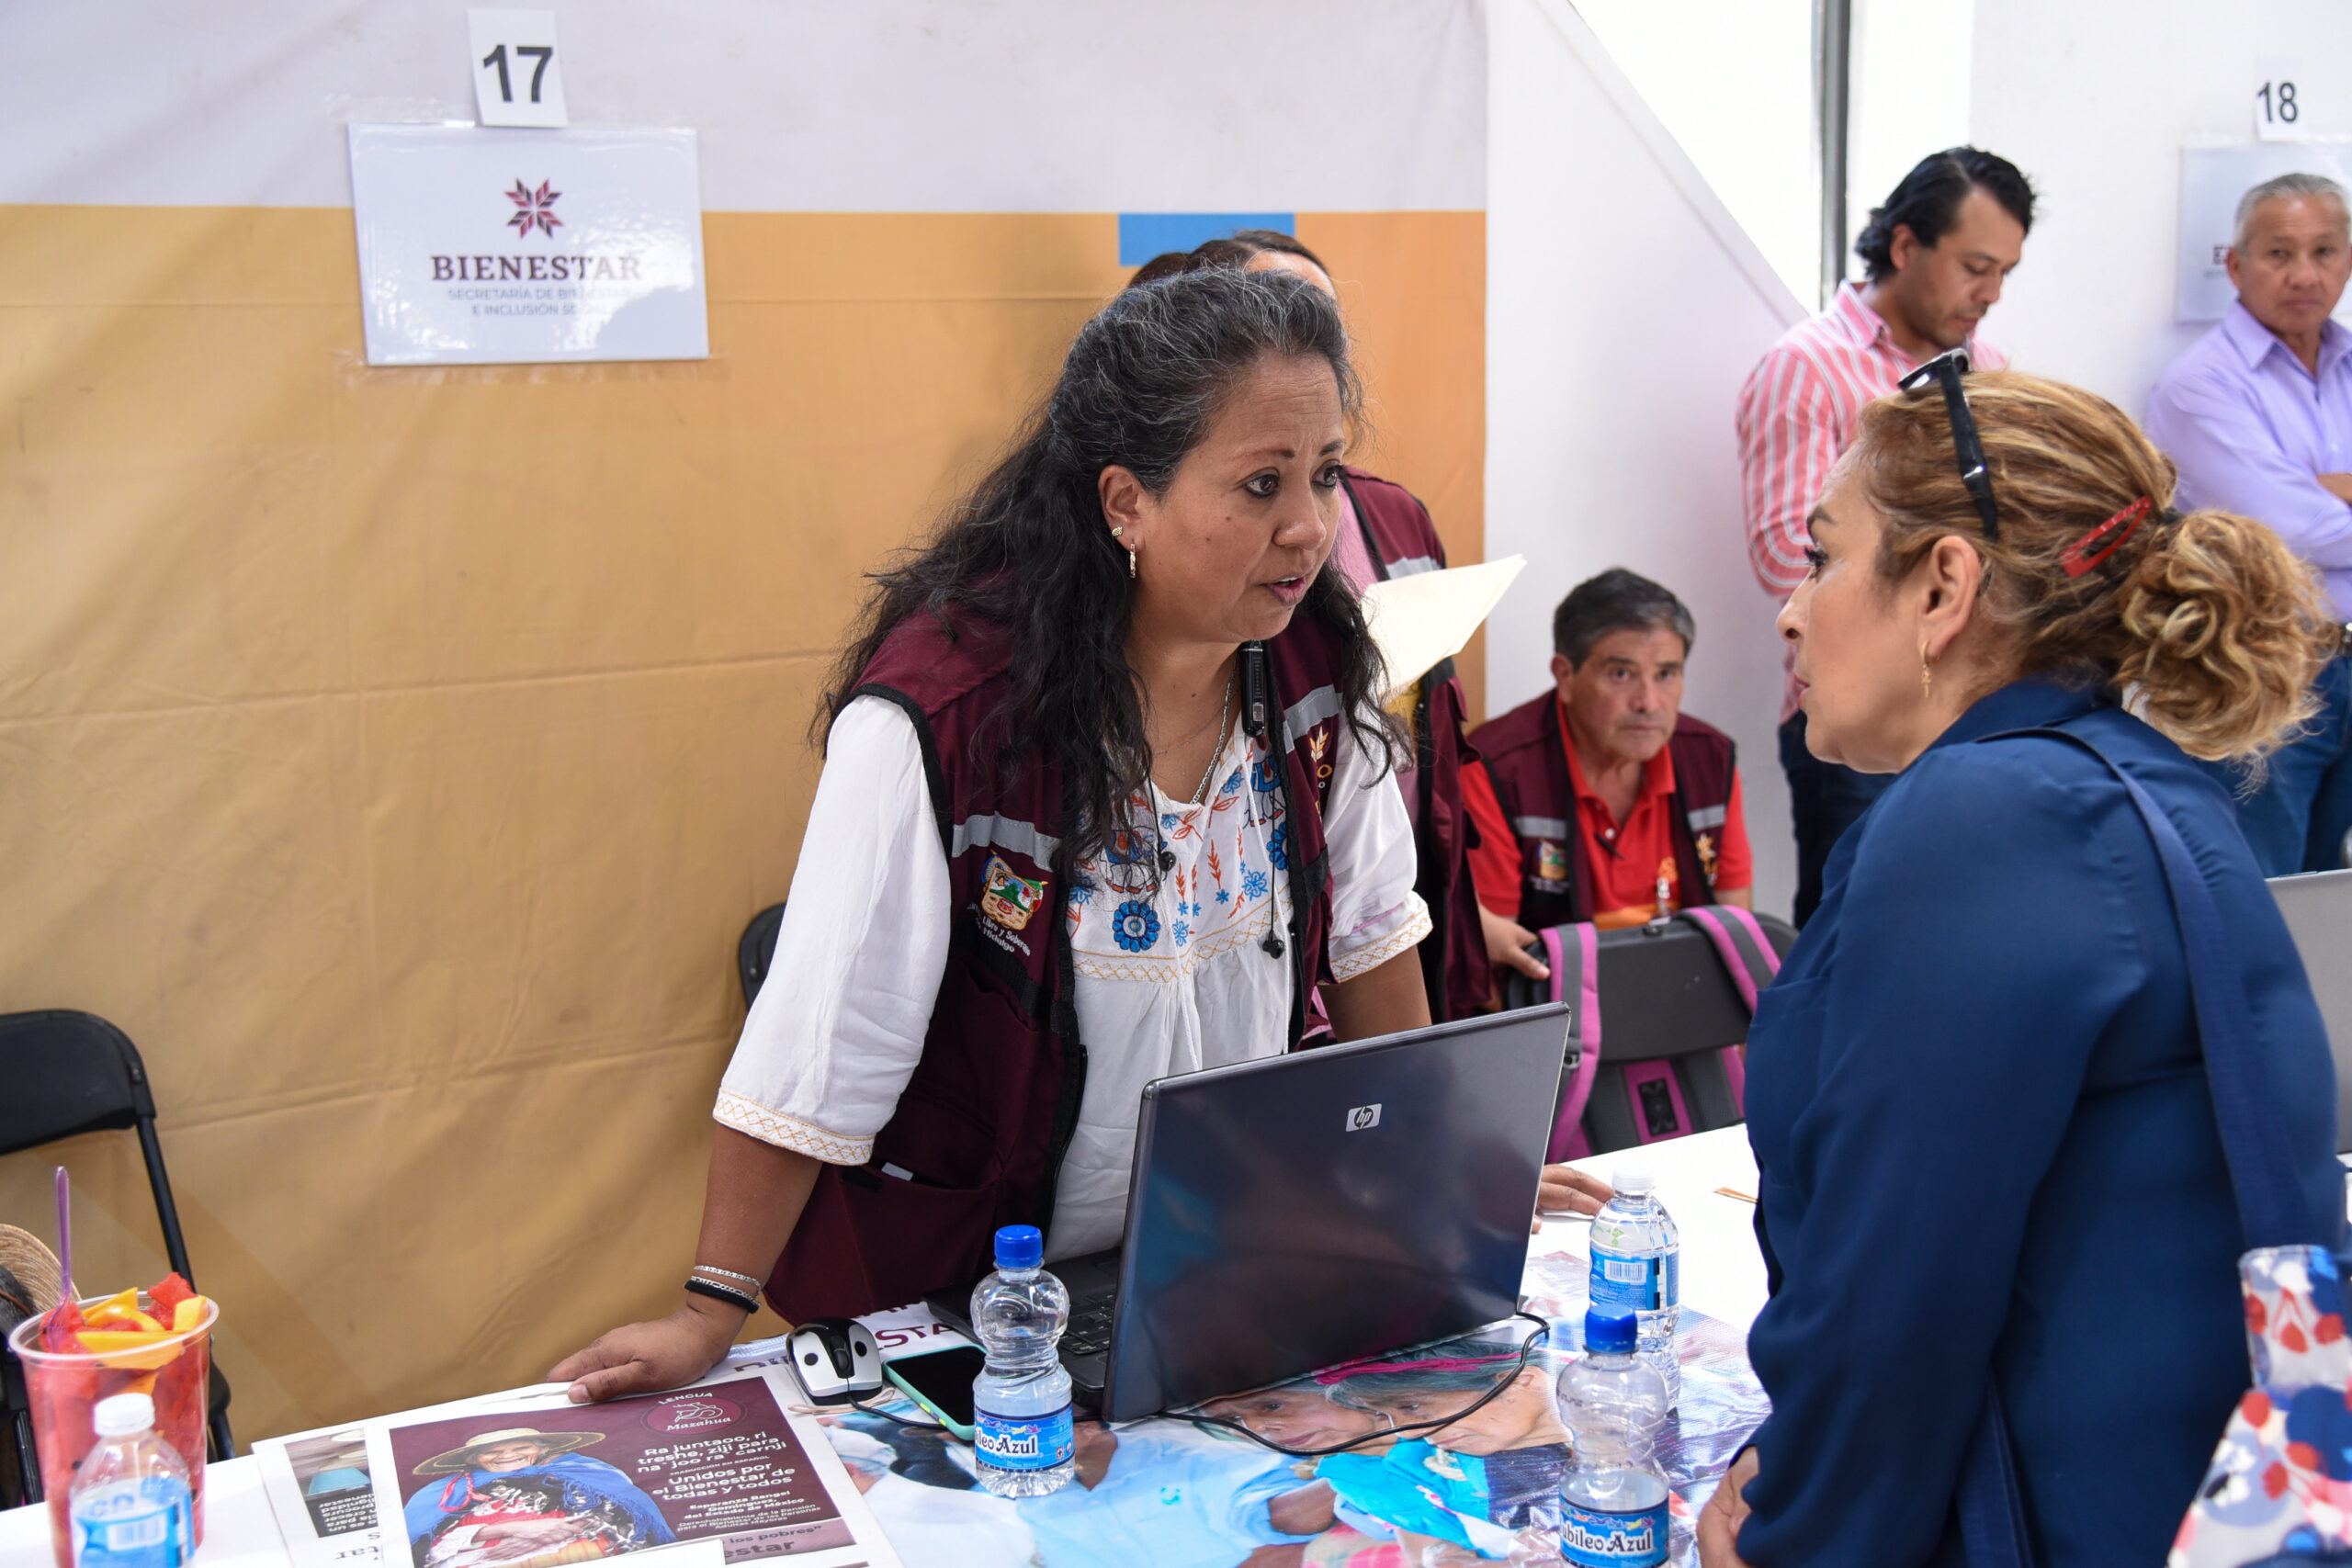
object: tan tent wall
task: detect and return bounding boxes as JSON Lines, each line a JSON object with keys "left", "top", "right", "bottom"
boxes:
{"left": 0, "top": 204, "right": 1484, "bottom": 1442}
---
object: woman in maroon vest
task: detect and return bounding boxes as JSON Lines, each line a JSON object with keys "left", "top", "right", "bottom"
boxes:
{"left": 552, "top": 268, "right": 1439, "bottom": 1401}
{"left": 1135, "top": 230, "right": 1491, "bottom": 1025}
{"left": 1139, "top": 233, "right": 1615, "bottom": 1218}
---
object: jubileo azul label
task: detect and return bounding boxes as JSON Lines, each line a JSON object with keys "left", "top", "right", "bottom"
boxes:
{"left": 347, "top": 124, "right": 707, "bottom": 366}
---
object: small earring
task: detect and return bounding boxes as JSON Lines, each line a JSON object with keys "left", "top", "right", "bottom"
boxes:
{"left": 1920, "top": 649, "right": 1934, "bottom": 694}
{"left": 1111, "top": 526, "right": 1125, "bottom": 537}
{"left": 1127, "top": 547, "right": 1137, "bottom": 580}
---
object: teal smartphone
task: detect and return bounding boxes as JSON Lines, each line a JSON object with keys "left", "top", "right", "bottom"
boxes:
{"left": 882, "top": 1345, "right": 985, "bottom": 1442}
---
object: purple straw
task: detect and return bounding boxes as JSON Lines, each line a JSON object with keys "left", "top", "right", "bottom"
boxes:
{"left": 54, "top": 1165, "right": 74, "bottom": 1303}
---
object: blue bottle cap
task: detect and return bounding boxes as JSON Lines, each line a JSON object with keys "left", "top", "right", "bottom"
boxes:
{"left": 1584, "top": 1308, "right": 1637, "bottom": 1354}
{"left": 994, "top": 1224, "right": 1044, "bottom": 1269}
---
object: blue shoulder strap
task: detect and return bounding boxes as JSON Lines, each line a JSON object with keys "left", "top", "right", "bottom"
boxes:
{"left": 1955, "top": 721, "right": 2330, "bottom": 1568}
{"left": 2007, "top": 724, "right": 2324, "bottom": 1251}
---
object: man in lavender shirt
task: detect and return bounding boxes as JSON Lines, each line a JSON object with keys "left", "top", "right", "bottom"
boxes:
{"left": 2145, "top": 171, "right": 2352, "bottom": 874}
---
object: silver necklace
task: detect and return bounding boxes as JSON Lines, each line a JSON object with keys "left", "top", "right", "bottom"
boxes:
{"left": 1183, "top": 675, "right": 1236, "bottom": 807}
{"left": 1154, "top": 671, "right": 1232, "bottom": 751}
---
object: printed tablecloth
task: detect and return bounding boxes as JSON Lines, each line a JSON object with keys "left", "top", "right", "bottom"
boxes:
{"left": 819, "top": 1244, "right": 1769, "bottom": 1568}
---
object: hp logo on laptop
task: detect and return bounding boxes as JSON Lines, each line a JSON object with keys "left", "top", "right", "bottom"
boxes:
{"left": 1345, "top": 1103, "right": 1382, "bottom": 1132}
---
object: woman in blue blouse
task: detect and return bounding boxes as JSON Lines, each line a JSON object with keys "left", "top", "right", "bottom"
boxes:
{"left": 1697, "top": 365, "right": 2344, "bottom": 1567}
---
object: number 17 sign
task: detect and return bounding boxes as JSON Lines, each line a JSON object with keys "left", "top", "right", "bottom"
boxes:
{"left": 469, "top": 8, "right": 568, "bottom": 128}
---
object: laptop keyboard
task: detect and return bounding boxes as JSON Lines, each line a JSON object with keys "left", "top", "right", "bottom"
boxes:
{"left": 1064, "top": 1291, "right": 1118, "bottom": 1358}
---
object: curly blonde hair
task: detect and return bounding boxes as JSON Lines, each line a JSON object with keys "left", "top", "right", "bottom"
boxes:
{"left": 1851, "top": 369, "right": 2338, "bottom": 760}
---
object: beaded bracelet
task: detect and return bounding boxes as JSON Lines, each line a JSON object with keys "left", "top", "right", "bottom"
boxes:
{"left": 690, "top": 1264, "right": 763, "bottom": 1290}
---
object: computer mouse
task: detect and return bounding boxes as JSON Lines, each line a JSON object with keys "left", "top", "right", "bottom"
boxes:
{"left": 787, "top": 1316, "right": 885, "bottom": 1404}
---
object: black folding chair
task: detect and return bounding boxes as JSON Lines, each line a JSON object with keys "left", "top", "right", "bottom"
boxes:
{"left": 0, "top": 1010, "right": 235, "bottom": 1489}
{"left": 738, "top": 902, "right": 786, "bottom": 1008}
{"left": 0, "top": 1266, "right": 38, "bottom": 1508}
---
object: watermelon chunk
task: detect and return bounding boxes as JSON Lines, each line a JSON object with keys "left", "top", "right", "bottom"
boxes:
{"left": 40, "top": 1298, "right": 85, "bottom": 1352}
{"left": 149, "top": 1273, "right": 195, "bottom": 1321}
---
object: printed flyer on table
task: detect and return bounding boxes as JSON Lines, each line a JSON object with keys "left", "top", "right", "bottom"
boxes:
{"left": 248, "top": 1361, "right": 903, "bottom": 1568}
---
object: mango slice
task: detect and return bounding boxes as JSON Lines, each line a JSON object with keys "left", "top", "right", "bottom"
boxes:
{"left": 85, "top": 1306, "right": 164, "bottom": 1333}
{"left": 73, "top": 1329, "right": 184, "bottom": 1370}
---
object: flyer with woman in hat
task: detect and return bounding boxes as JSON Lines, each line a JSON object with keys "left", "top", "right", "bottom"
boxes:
{"left": 362, "top": 1371, "right": 895, "bottom": 1568}
{"left": 401, "top": 1426, "right": 674, "bottom": 1568}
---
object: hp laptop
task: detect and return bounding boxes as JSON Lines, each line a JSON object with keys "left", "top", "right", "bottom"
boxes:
{"left": 2268, "top": 869, "right": 2352, "bottom": 1155}
{"left": 928, "top": 1003, "right": 1573, "bottom": 1421}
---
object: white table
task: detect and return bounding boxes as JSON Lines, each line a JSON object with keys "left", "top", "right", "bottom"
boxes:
{"left": 1551, "top": 1125, "right": 1768, "bottom": 1330}
{"left": 1, "top": 1456, "right": 282, "bottom": 1568}
{"left": 1, "top": 1127, "right": 1768, "bottom": 1568}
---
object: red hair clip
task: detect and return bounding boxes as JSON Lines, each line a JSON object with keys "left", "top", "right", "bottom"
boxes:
{"left": 2060, "top": 496, "right": 2152, "bottom": 578}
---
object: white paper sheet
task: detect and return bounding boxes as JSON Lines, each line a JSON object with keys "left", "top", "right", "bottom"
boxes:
{"left": 1360, "top": 556, "right": 1527, "bottom": 701}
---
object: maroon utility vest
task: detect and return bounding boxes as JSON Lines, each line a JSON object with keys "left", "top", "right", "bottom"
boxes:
{"left": 1341, "top": 468, "right": 1488, "bottom": 1023}
{"left": 1467, "top": 694, "right": 1736, "bottom": 931}
{"left": 764, "top": 609, "right": 1352, "bottom": 1321}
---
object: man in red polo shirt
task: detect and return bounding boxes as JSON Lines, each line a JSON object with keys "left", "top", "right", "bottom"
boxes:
{"left": 1463, "top": 570, "right": 1752, "bottom": 987}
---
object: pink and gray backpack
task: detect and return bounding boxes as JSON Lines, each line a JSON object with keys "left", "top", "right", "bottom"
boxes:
{"left": 1502, "top": 907, "right": 1793, "bottom": 1160}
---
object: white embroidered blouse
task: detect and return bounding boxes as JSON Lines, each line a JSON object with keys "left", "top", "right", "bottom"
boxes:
{"left": 716, "top": 694, "right": 1431, "bottom": 1259}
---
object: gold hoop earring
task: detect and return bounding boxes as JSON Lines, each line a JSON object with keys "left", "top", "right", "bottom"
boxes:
{"left": 1127, "top": 547, "right": 1137, "bottom": 580}
{"left": 1920, "top": 648, "right": 1934, "bottom": 694}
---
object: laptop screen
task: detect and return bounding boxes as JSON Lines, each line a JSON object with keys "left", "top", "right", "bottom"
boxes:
{"left": 1102, "top": 1004, "right": 1571, "bottom": 1420}
{"left": 2269, "top": 870, "right": 2352, "bottom": 1155}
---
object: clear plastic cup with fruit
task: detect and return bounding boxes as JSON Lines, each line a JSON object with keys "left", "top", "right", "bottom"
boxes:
{"left": 8, "top": 1274, "right": 219, "bottom": 1568}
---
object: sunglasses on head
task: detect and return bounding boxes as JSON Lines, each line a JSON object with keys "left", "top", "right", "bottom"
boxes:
{"left": 1895, "top": 348, "right": 2001, "bottom": 543}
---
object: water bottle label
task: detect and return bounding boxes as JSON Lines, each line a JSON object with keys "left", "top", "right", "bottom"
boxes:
{"left": 1559, "top": 1497, "right": 1668, "bottom": 1566}
{"left": 73, "top": 1480, "right": 191, "bottom": 1568}
{"left": 974, "top": 1403, "right": 1074, "bottom": 1472}
{"left": 1590, "top": 1253, "right": 1661, "bottom": 1314}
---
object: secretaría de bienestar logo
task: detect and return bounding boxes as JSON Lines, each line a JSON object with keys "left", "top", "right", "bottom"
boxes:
{"left": 504, "top": 178, "right": 562, "bottom": 237}
{"left": 429, "top": 176, "right": 648, "bottom": 284}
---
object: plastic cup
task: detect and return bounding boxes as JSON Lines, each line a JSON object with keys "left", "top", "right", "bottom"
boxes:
{"left": 8, "top": 1295, "right": 217, "bottom": 1568}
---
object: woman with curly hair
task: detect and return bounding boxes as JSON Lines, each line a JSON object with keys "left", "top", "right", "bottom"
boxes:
{"left": 554, "top": 267, "right": 1436, "bottom": 1401}
{"left": 1698, "top": 362, "right": 2345, "bottom": 1567}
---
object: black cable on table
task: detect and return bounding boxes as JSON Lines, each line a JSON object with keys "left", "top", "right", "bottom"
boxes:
{"left": 845, "top": 1309, "right": 1555, "bottom": 1457}
{"left": 1170, "top": 1310, "right": 1554, "bottom": 1458}
{"left": 846, "top": 1395, "right": 955, "bottom": 1433}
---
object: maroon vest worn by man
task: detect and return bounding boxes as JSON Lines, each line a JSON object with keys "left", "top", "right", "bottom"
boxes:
{"left": 765, "top": 609, "right": 1351, "bottom": 1321}
{"left": 1341, "top": 468, "right": 1487, "bottom": 1023}
{"left": 1468, "top": 694, "right": 1736, "bottom": 931}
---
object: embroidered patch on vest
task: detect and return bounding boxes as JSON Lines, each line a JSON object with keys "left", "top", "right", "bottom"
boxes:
{"left": 1536, "top": 840, "right": 1569, "bottom": 882}
{"left": 1695, "top": 830, "right": 1718, "bottom": 886}
{"left": 979, "top": 853, "right": 1045, "bottom": 931}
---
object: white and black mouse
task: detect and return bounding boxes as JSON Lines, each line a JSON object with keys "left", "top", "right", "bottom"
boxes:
{"left": 787, "top": 1316, "right": 885, "bottom": 1404}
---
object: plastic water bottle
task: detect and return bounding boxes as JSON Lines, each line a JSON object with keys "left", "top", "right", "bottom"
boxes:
{"left": 968, "top": 1224, "right": 1076, "bottom": 1496}
{"left": 1556, "top": 1309, "right": 1671, "bottom": 1566}
{"left": 69, "top": 1393, "right": 193, "bottom": 1568}
{"left": 1588, "top": 1163, "right": 1680, "bottom": 1405}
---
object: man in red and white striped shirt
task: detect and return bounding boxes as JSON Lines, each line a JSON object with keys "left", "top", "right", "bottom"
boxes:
{"left": 1736, "top": 146, "right": 2037, "bottom": 922}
